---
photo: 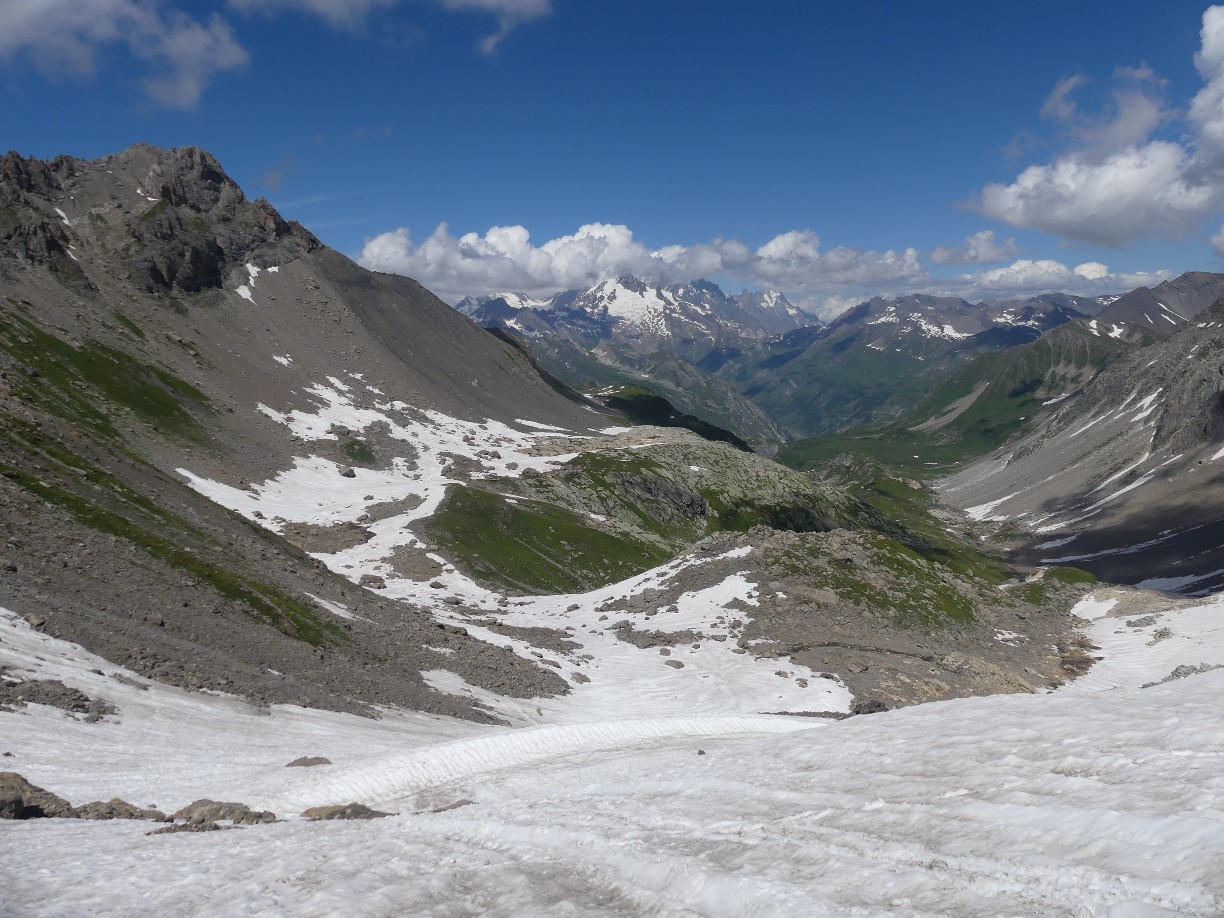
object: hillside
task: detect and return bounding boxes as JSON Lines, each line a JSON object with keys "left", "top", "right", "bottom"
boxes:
{"left": 0, "top": 143, "right": 1102, "bottom": 729}
{"left": 713, "top": 293, "right": 1095, "bottom": 438}
{"left": 939, "top": 301, "right": 1224, "bottom": 594}
{"left": 779, "top": 316, "right": 1156, "bottom": 476}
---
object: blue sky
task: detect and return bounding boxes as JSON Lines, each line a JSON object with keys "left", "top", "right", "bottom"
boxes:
{"left": 4, "top": 1, "right": 1224, "bottom": 315}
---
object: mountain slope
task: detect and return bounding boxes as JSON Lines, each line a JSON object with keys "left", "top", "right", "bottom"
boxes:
{"left": 1095, "top": 271, "right": 1224, "bottom": 336}
{"left": 0, "top": 143, "right": 1105, "bottom": 724}
{"left": 939, "top": 301, "right": 1224, "bottom": 594}
{"left": 778, "top": 317, "right": 1157, "bottom": 476}
{"left": 718, "top": 293, "right": 1092, "bottom": 438}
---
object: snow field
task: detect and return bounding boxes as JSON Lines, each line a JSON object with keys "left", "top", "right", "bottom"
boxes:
{"left": 4, "top": 593, "right": 1224, "bottom": 915}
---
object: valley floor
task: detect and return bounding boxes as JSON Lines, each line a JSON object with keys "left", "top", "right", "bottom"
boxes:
{"left": 3, "top": 587, "right": 1223, "bottom": 916}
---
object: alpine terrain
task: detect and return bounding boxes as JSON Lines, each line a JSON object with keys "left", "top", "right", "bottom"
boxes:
{"left": 1, "top": 145, "right": 1222, "bottom": 917}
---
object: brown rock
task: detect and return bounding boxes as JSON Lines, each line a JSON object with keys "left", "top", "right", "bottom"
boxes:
{"left": 301, "top": 802, "right": 392, "bottom": 820}
{"left": 171, "top": 798, "right": 276, "bottom": 825}
{"left": 0, "top": 772, "right": 76, "bottom": 819}
{"left": 285, "top": 756, "right": 332, "bottom": 768}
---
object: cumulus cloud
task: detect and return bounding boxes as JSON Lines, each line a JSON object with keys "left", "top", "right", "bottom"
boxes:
{"left": 436, "top": 0, "right": 551, "bottom": 52}
{"left": 977, "top": 5, "right": 1224, "bottom": 246}
{"left": 0, "top": 0, "right": 247, "bottom": 108}
{"left": 957, "top": 258, "right": 1169, "bottom": 299}
{"left": 929, "top": 230, "right": 1019, "bottom": 265}
{"left": 361, "top": 222, "right": 924, "bottom": 317}
{"left": 359, "top": 219, "right": 1174, "bottom": 319}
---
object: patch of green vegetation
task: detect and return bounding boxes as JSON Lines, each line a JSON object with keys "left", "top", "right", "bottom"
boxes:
{"left": 779, "top": 321, "right": 1155, "bottom": 478}
{"left": 421, "top": 484, "right": 670, "bottom": 593}
{"left": 342, "top": 438, "right": 376, "bottom": 466}
{"left": 111, "top": 310, "right": 146, "bottom": 340}
{"left": 139, "top": 198, "right": 170, "bottom": 220}
{"left": 0, "top": 463, "right": 339, "bottom": 645}
{"left": 773, "top": 532, "right": 977, "bottom": 626}
{"left": 809, "top": 456, "right": 1013, "bottom": 588}
{"left": 0, "top": 307, "right": 211, "bottom": 442}
{"left": 1018, "top": 566, "right": 1098, "bottom": 604}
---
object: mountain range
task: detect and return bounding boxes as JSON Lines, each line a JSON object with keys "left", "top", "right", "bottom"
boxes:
{"left": 3, "top": 144, "right": 1224, "bottom": 914}
{"left": 458, "top": 275, "right": 1135, "bottom": 442}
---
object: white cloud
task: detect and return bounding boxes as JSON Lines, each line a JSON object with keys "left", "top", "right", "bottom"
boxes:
{"left": 359, "top": 220, "right": 1174, "bottom": 320}
{"left": 360, "top": 222, "right": 924, "bottom": 318}
{"left": 1211, "top": 223, "right": 1224, "bottom": 256}
{"left": 0, "top": 0, "right": 247, "bottom": 108}
{"left": 958, "top": 258, "right": 1169, "bottom": 299}
{"left": 1041, "top": 74, "right": 1089, "bottom": 122}
{"left": 227, "top": 0, "right": 398, "bottom": 28}
{"left": 359, "top": 222, "right": 651, "bottom": 300}
{"left": 977, "top": 5, "right": 1224, "bottom": 246}
{"left": 979, "top": 140, "right": 1215, "bottom": 245}
{"left": 929, "top": 230, "right": 1019, "bottom": 265}
{"left": 436, "top": 0, "right": 551, "bottom": 53}
{"left": 0, "top": 0, "right": 551, "bottom": 105}
{"left": 139, "top": 12, "right": 249, "bottom": 108}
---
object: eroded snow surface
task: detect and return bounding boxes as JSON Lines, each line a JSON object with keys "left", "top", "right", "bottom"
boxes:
{"left": 2, "top": 590, "right": 1224, "bottom": 915}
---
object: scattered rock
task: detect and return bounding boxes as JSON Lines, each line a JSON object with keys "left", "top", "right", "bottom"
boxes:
{"left": 570, "top": 672, "right": 590, "bottom": 684}
{"left": 851, "top": 698, "right": 890, "bottom": 715}
{"left": 285, "top": 756, "right": 332, "bottom": 768}
{"left": 358, "top": 574, "right": 386, "bottom": 589}
{"left": 0, "top": 772, "right": 75, "bottom": 819}
{"left": 1141, "top": 662, "right": 1224, "bottom": 688}
{"left": 171, "top": 799, "right": 277, "bottom": 825}
{"left": 147, "top": 821, "right": 235, "bottom": 835}
{"left": 338, "top": 466, "right": 356, "bottom": 478}
{"left": 663, "top": 660, "right": 684, "bottom": 669}
{"left": 75, "top": 798, "right": 168, "bottom": 822}
{"left": 301, "top": 803, "right": 392, "bottom": 820}
{"left": 0, "top": 677, "right": 117, "bottom": 718}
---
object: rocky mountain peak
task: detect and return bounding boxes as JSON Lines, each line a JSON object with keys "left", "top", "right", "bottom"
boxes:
{"left": 0, "top": 144, "right": 321, "bottom": 296}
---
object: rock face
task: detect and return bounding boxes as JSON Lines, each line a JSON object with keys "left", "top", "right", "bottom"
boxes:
{"left": 75, "top": 799, "right": 168, "bottom": 822}
{"left": 0, "top": 674, "right": 116, "bottom": 720}
{"left": 457, "top": 277, "right": 814, "bottom": 355}
{"left": 0, "top": 145, "right": 321, "bottom": 295}
{"left": 458, "top": 277, "right": 808, "bottom": 445}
